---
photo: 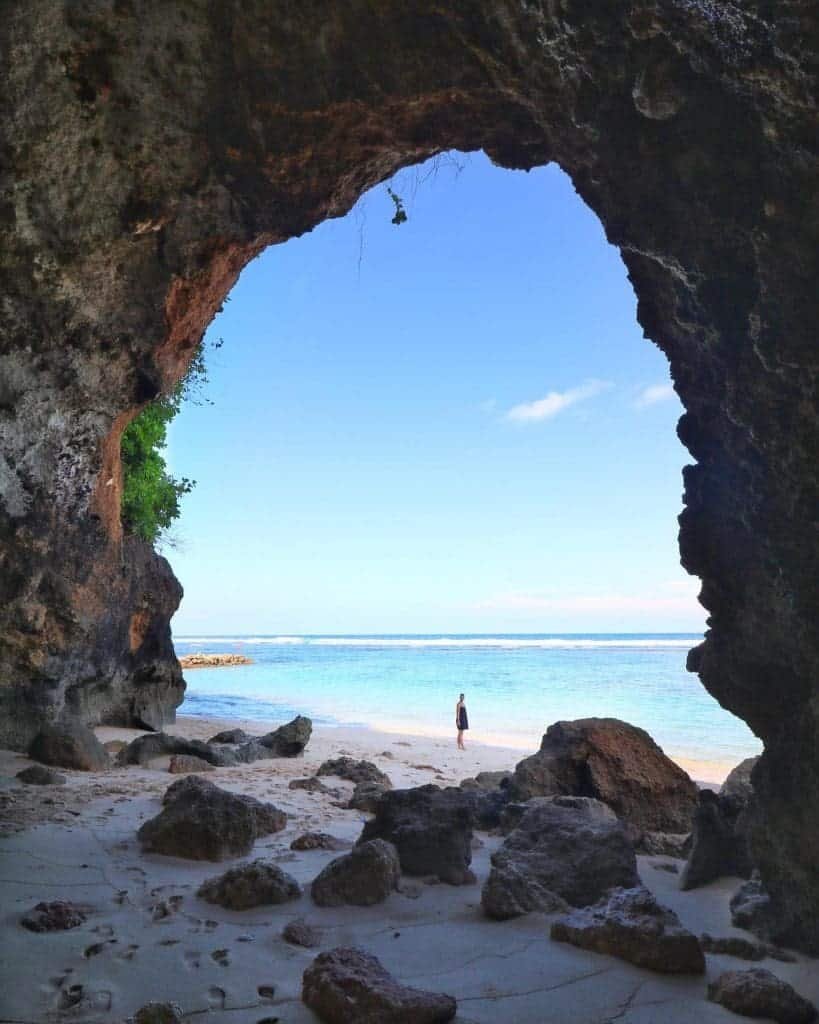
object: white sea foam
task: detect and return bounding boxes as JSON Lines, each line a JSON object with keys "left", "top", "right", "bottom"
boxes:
{"left": 174, "top": 635, "right": 697, "bottom": 650}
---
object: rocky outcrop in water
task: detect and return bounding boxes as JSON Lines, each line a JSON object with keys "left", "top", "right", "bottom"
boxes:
{"left": 1, "top": 1, "right": 817, "bottom": 951}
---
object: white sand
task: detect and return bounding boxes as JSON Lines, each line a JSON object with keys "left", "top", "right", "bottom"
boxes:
{"left": 0, "top": 715, "right": 815, "bottom": 1023}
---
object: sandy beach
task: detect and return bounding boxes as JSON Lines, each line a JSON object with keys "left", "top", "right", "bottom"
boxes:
{"left": 1, "top": 715, "right": 816, "bottom": 1024}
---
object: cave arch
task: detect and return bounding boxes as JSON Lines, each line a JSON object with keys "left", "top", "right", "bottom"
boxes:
{"left": 1, "top": 2, "right": 816, "bottom": 949}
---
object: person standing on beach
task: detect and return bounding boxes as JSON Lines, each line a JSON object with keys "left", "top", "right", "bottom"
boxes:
{"left": 456, "top": 693, "right": 469, "bottom": 750}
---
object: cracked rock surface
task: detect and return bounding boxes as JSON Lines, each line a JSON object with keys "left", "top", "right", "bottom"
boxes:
{"left": 0, "top": 0, "right": 817, "bottom": 951}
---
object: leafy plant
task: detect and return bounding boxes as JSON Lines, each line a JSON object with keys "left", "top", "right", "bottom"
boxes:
{"left": 120, "top": 339, "right": 221, "bottom": 547}
{"left": 387, "top": 187, "right": 407, "bottom": 225}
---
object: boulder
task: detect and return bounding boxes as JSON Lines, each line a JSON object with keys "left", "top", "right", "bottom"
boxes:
{"left": 283, "top": 918, "right": 323, "bottom": 948}
{"left": 680, "top": 759, "right": 757, "bottom": 890}
{"left": 291, "top": 832, "right": 349, "bottom": 852}
{"left": 348, "top": 781, "right": 388, "bottom": 813}
{"left": 482, "top": 796, "right": 639, "bottom": 920}
{"left": 359, "top": 785, "right": 474, "bottom": 885}
{"left": 302, "top": 947, "right": 457, "bottom": 1023}
{"left": 16, "top": 765, "right": 66, "bottom": 785}
{"left": 21, "top": 900, "right": 86, "bottom": 932}
{"left": 168, "top": 754, "right": 215, "bottom": 774}
{"left": 257, "top": 715, "right": 312, "bottom": 756}
{"left": 707, "top": 968, "right": 817, "bottom": 1024}
{"left": 133, "top": 1004, "right": 183, "bottom": 1024}
{"left": 317, "top": 757, "right": 391, "bottom": 787}
{"left": 731, "top": 876, "right": 778, "bottom": 939}
{"left": 28, "top": 721, "right": 109, "bottom": 772}
{"left": 311, "top": 839, "right": 400, "bottom": 907}
{"left": 198, "top": 860, "right": 301, "bottom": 909}
{"left": 460, "top": 770, "right": 512, "bottom": 791}
{"left": 700, "top": 933, "right": 796, "bottom": 963}
{"left": 638, "top": 831, "right": 692, "bottom": 858}
{"left": 508, "top": 718, "right": 697, "bottom": 833}
{"left": 117, "top": 732, "right": 229, "bottom": 767}
{"left": 138, "top": 776, "right": 286, "bottom": 860}
{"left": 208, "top": 728, "right": 250, "bottom": 745}
{"left": 551, "top": 886, "right": 706, "bottom": 974}
{"left": 290, "top": 776, "right": 333, "bottom": 794}
{"left": 722, "top": 756, "right": 760, "bottom": 802}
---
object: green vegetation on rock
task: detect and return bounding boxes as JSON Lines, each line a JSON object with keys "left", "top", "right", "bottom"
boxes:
{"left": 120, "top": 340, "right": 220, "bottom": 546}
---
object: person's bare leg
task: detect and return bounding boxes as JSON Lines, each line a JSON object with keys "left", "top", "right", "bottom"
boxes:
{"left": 457, "top": 729, "right": 464, "bottom": 749}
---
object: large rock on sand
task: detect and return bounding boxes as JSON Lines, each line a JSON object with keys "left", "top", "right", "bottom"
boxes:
{"left": 16, "top": 764, "right": 66, "bottom": 785}
{"left": 482, "top": 796, "right": 638, "bottom": 920}
{"left": 21, "top": 900, "right": 86, "bottom": 932}
{"left": 198, "top": 860, "right": 301, "bottom": 909}
{"left": 138, "top": 776, "right": 286, "bottom": 860}
{"left": 680, "top": 783, "right": 754, "bottom": 890}
{"left": 120, "top": 716, "right": 312, "bottom": 768}
{"left": 317, "top": 757, "right": 391, "bottom": 787}
{"left": 707, "top": 968, "right": 817, "bottom": 1024}
{"left": 311, "top": 839, "right": 400, "bottom": 907}
{"left": 28, "top": 721, "right": 109, "bottom": 772}
{"left": 359, "top": 785, "right": 474, "bottom": 885}
{"left": 302, "top": 947, "right": 456, "bottom": 1023}
{"left": 551, "top": 886, "right": 706, "bottom": 974}
{"left": 508, "top": 718, "right": 697, "bottom": 834}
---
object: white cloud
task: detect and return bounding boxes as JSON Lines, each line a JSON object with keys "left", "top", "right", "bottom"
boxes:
{"left": 634, "top": 383, "right": 675, "bottom": 409}
{"left": 506, "top": 379, "right": 612, "bottom": 423}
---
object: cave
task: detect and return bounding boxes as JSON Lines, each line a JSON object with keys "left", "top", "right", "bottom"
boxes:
{"left": 1, "top": 2, "right": 816, "bottom": 952}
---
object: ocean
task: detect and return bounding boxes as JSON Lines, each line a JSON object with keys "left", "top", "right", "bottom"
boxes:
{"left": 174, "top": 633, "right": 762, "bottom": 775}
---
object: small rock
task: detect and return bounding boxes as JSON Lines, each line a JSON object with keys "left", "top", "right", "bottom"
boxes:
{"left": 133, "top": 1001, "right": 184, "bottom": 1024}
{"left": 730, "top": 876, "right": 776, "bottom": 938}
{"left": 707, "top": 968, "right": 817, "bottom": 1024}
{"left": 550, "top": 885, "right": 705, "bottom": 974}
{"left": 21, "top": 900, "right": 86, "bottom": 932}
{"left": 289, "top": 776, "right": 332, "bottom": 794}
{"left": 28, "top": 721, "right": 109, "bottom": 772}
{"left": 257, "top": 715, "right": 312, "bottom": 757}
{"left": 348, "top": 781, "right": 388, "bottom": 813}
{"left": 302, "top": 947, "right": 457, "bottom": 1023}
{"left": 316, "top": 757, "right": 391, "bottom": 787}
{"left": 651, "top": 860, "right": 680, "bottom": 874}
{"left": 283, "top": 918, "right": 323, "bottom": 948}
{"left": 290, "top": 832, "right": 349, "bottom": 852}
{"left": 680, "top": 786, "right": 753, "bottom": 890}
{"left": 700, "top": 933, "right": 796, "bottom": 963}
{"left": 103, "top": 739, "right": 127, "bottom": 754}
{"left": 16, "top": 765, "right": 66, "bottom": 785}
{"left": 168, "top": 754, "right": 215, "bottom": 774}
{"left": 311, "top": 839, "right": 400, "bottom": 907}
{"left": 198, "top": 860, "right": 300, "bottom": 909}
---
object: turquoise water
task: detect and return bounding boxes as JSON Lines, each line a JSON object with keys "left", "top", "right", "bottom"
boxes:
{"left": 174, "top": 634, "right": 761, "bottom": 771}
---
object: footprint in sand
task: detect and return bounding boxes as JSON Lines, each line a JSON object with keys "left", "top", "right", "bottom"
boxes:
{"left": 184, "top": 950, "right": 202, "bottom": 969}
{"left": 115, "top": 944, "right": 139, "bottom": 961}
{"left": 211, "top": 948, "right": 230, "bottom": 966}
{"left": 207, "top": 986, "right": 226, "bottom": 1010}
{"left": 93, "top": 923, "right": 115, "bottom": 938}
{"left": 84, "top": 940, "right": 116, "bottom": 958}
{"left": 258, "top": 985, "right": 276, "bottom": 1002}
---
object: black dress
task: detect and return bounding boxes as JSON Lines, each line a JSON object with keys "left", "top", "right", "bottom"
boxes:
{"left": 457, "top": 704, "right": 469, "bottom": 731}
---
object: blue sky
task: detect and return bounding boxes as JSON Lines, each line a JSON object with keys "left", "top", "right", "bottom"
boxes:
{"left": 166, "top": 152, "right": 706, "bottom": 636}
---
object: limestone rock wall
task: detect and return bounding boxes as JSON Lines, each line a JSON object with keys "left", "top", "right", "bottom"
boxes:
{"left": 0, "top": 2, "right": 816, "bottom": 948}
